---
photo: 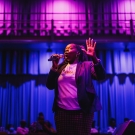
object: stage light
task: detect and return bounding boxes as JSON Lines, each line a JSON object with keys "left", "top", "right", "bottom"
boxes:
{"left": 46, "top": 48, "right": 52, "bottom": 52}
{"left": 123, "top": 44, "right": 130, "bottom": 52}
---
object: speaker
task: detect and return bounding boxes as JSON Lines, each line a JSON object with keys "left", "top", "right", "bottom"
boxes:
{"left": 113, "top": 120, "right": 135, "bottom": 135}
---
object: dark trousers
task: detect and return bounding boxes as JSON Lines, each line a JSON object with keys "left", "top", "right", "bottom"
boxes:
{"left": 55, "top": 107, "right": 94, "bottom": 135}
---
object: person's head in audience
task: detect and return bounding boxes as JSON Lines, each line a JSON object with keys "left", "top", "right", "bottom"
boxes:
{"left": 38, "top": 115, "right": 45, "bottom": 125}
{"left": 6, "top": 124, "right": 15, "bottom": 133}
{"left": 124, "top": 118, "right": 129, "bottom": 122}
{"left": 37, "top": 112, "right": 44, "bottom": 121}
{"left": 38, "top": 112, "right": 44, "bottom": 117}
{"left": 109, "top": 118, "right": 116, "bottom": 129}
{"left": 107, "top": 118, "right": 116, "bottom": 134}
{"left": 20, "top": 120, "right": 27, "bottom": 128}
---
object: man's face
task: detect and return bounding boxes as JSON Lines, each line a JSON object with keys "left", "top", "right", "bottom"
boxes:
{"left": 64, "top": 44, "right": 79, "bottom": 63}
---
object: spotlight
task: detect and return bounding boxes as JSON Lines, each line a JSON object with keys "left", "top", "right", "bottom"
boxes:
{"left": 47, "top": 48, "right": 52, "bottom": 52}
{"left": 123, "top": 47, "right": 130, "bottom": 52}
{"left": 46, "top": 44, "right": 52, "bottom": 52}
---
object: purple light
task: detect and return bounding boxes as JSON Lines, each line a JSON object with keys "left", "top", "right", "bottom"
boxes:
{"left": 46, "top": 1, "right": 77, "bottom": 20}
{"left": 0, "top": 0, "right": 134, "bottom": 36}
{"left": 0, "top": 1, "right": 4, "bottom": 34}
{"left": 116, "top": 1, "right": 135, "bottom": 34}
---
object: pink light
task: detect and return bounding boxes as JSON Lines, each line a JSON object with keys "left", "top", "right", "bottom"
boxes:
{"left": 115, "top": 0, "right": 135, "bottom": 34}
{"left": 0, "top": 1, "right": 4, "bottom": 19}
{"left": 118, "top": 1, "right": 135, "bottom": 20}
{"left": 45, "top": 0, "right": 86, "bottom": 33}
{"left": 46, "top": 0, "right": 78, "bottom": 20}
{"left": 0, "top": 1, "right": 4, "bottom": 34}
{"left": 53, "top": 1, "right": 70, "bottom": 13}
{"left": 58, "top": 21, "right": 63, "bottom": 24}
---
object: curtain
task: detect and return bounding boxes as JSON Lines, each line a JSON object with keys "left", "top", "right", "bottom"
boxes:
{"left": 93, "top": 49, "right": 135, "bottom": 132}
{"left": 0, "top": 43, "right": 65, "bottom": 129}
{"left": 0, "top": 75, "right": 55, "bottom": 129}
{"left": 0, "top": 42, "right": 135, "bottom": 132}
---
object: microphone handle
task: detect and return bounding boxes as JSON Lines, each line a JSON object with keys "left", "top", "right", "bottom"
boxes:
{"left": 48, "top": 54, "right": 64, "bottom": 61}
{"left": 48, "top": 56, "right": 57, "bottom": 61}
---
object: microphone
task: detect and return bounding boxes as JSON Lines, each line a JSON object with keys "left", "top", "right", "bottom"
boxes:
{"left": 48, "top": 54, "right": 64, "bottom": 61}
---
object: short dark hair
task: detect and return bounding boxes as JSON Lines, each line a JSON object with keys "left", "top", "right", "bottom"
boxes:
{"left": 39, "top": 112, "right": 44, "bottom": 116}
{"left": 124, "top": 118, "right": 129, "bottom": 122}
{"left": 20, "top": 120, "right": 26, "bottom": 126}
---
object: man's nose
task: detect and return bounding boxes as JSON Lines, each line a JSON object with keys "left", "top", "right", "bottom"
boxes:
{"left": 65, "top": 48, "right": 69, "bottom": 51}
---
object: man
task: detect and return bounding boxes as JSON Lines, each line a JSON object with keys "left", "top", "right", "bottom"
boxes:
{"left": 29, "top": 115, "right": 56, "bottom": 135}
{"left": 17, "top": 120, "right": 29, "bottom": 135}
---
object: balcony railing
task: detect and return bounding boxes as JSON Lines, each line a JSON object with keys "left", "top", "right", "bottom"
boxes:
{"left": 0, "top": 13, "right": 135, "bottom": 41}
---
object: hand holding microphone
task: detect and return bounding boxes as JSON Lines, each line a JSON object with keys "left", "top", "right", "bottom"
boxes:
{"left": 48, "top": 54, "right": 64, "bottom": 71}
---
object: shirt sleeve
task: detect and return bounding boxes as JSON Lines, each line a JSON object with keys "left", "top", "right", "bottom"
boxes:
{"left": 90, "top": 60, "right": 106, "bottom": 80}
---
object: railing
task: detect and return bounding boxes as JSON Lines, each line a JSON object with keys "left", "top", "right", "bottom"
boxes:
{"left": 0, "top": 13, "right": 135, "bottom": 41}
